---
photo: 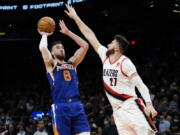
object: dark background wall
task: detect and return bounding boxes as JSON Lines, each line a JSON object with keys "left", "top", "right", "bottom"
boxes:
{"left": 0, "top": 0, "right": 179, "bottom": 93}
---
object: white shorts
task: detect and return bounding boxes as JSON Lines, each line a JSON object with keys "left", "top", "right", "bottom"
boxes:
{"left": 113, "top": 98, "right": 157, "bottom": 135}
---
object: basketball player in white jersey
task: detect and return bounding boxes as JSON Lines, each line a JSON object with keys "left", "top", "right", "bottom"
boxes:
{"left": 64, "top": 5, "right": 158, "bottom": 135}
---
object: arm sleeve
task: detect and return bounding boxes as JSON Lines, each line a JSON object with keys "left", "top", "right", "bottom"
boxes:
{"left": 131, "top": 76, "right": 152, "bottom": 102}
{"left": 122, "top": 59, "right": 137, "bottom": 76}
{"left": 39, "top": 35, "right": 48, "bottom": 50}
{"left": 97, "top": 46, "right": 108, "bottom": 63}
{"left": 123, "top": 59, "right": 151, "bottom": 102}
{"left": 39, "top": 35, "right": 52, "bottom": 62}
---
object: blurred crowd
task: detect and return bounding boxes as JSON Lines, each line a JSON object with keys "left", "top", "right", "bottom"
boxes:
{"left": 0, "top": 44, "right": 180, "bottom": 135}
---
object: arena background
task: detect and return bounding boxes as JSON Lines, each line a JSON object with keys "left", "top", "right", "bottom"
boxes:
{"left": 0, "top": 0, "right": 180, "bottom": 135}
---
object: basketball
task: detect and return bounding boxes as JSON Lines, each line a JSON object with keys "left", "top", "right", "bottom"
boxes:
{"left": 37, "top": 16, "right": 56, "bottom": 33}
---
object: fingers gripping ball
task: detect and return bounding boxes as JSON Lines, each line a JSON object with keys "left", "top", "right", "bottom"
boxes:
{"left": 37, "top": 17, "right": 56, "bottom": 33}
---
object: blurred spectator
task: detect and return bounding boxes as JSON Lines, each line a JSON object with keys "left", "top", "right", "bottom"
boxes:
{"left": 26, "top": 99, "right": 34, "bottom": 113}
{"left": 1, "top": 123, "right": 16, "bottom": 135}
{"left": 0, "top": 41, "right": 180, "bottom": 135}
{"left": 158, "top": 115, "right": 171, "bottom": 134}
{"left": 33, "top": 120, "right": 48, "bottom": 135}
{"left": 16, "top": 123, "right": 26, "bottom": 135}
{"left": 102, "top": 113, "right": 118, "bottom": 135}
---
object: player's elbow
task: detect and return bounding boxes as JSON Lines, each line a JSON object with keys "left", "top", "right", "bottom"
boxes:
{"left": 39, "top": 46, "right": 43, "bottom": 52}
{"left": 83, "top": 43, "right": 89, "bottom": 51}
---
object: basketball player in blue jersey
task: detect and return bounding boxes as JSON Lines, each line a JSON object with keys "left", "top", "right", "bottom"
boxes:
{"left": 38, "top": 20, "right": 90, "bottom": 135}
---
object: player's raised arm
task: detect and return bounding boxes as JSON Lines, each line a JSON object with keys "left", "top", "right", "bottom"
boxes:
{"left": 38, "top": 30, "right": 54, "bottom": 72}
{"left": 59, "top": 20, "right": 89, "bottom": 67}
{"left": 64, "top": 4, "right": 102, "bottom": 53}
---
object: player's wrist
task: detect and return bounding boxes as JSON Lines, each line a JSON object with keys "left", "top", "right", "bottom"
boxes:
{"left": 42, "top": 34, "right": 48, "bottom": 39}
{"left": 146, "top": 101, "right": 153, "bottom": 106}
{"left": 73, "top": 15, "right": 80, "bottom": 21}
{"left": 64, "top": 30, "right": 71, "bottom": 35}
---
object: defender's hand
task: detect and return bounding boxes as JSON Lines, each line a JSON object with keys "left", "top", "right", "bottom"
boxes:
{"left": 145, "top": 102, "right": 158, "bottom": 118}
{"left": 37, "top": 29, "right": 53, "bottom": 36}
{"left": 59, "top": 20, "right": 69, "bottom": 35}
{"left": 64, "top": 4, "right": 78, "bottom": 19}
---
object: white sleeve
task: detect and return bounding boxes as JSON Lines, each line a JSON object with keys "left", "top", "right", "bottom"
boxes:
{"left": 122, "top": 59, "right": 137, "bottom": 77}
{"left": 131, "top": 76, "right": 151, "bottom": 102}
{"left": 39, "top": 35, "right": 53, "bottom": 62}
{"left": 39, "top": 34, "right": 48, "bottom": 50}
{"left": 122, "top": 59, "right": 151, "bottom": 102}
{"left": 97, "top": 46, "right": 108, "bottom": 62}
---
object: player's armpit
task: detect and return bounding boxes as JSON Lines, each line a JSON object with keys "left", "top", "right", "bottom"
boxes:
{"left": 44, "top": 59, "right": 54, "bottom": 67}
{"left": 43, "top": 60, "right": 55, "bottom": 74}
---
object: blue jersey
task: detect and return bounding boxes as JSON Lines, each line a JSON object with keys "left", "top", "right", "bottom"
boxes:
{"left": 47, "top": 61, "right": 80, "bottom": 103}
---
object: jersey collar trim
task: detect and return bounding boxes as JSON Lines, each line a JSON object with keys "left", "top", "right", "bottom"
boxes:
{"left": 109, "top": 55, "right": 123, "bottom": 65}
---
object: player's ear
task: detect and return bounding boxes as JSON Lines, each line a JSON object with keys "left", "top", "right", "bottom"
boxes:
{"left": 51, "top": 49, "right": 54, "bottom": 56}
{"left": 114, "top": 45, "right": 120, "bottom": 51}
{"left": 116, "top": 44, "right": 122, "bottom": 52}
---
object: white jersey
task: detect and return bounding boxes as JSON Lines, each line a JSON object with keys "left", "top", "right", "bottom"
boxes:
{"left": 97, "top": 46, "right": 138, "bottom": 111}
{"left": 97, "top": 46, "right": 157, "bottom": 134}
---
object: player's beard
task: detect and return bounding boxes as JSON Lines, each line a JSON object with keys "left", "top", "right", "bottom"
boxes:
{"left": 56, "top": 55, "right": 65, "bottom": 61}
{"left": 54, "top": 50, "right": 66, "bottom": 61}
{"left": 106, "top": 49, "right": 115, "bottom": 57}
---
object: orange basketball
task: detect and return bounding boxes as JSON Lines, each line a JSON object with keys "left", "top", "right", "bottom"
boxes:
{"left": 37, "top": 16, "right": 56, "bottom": 33}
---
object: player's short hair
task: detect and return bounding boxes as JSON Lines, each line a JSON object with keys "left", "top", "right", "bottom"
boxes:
{"left": 114, "top": 35, "right": 129, "bottom": 53}
{"left": 50, "top": 40, "right": 63, "bottom": 51}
